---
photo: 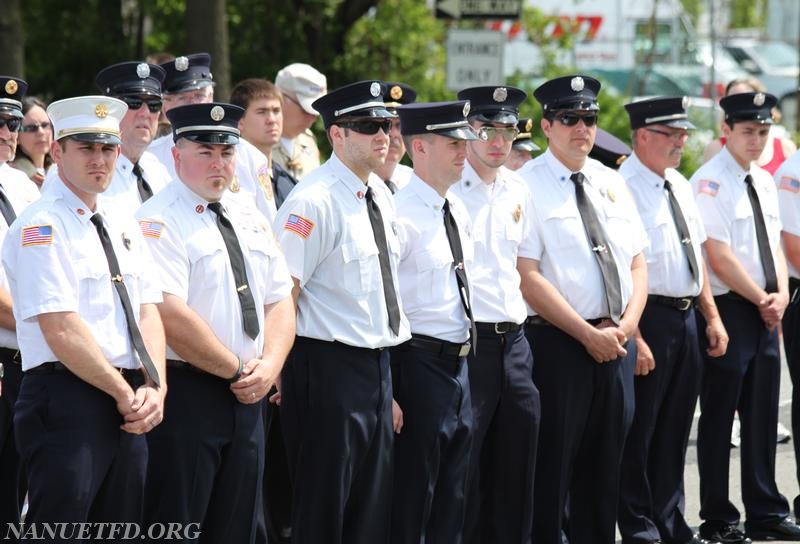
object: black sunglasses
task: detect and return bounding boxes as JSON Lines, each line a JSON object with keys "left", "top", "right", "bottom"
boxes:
{"left": 553, "top": 113, "right": 598, "bottom": 127}
{"left": 338, "top": 119, "right": 392, "bottom": 135}
{"left": 0, "top": 118, "right": 22, "bottom": 132}
{"left": 120, "top": 96, "right": 163, "bottom": 114}
{"left": 20, "top": 121, "right": 52, "bottom": 133}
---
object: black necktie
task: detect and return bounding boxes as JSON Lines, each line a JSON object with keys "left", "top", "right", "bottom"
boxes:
{"left": 570, "top": 172, "right": 623, "bottom": 324}
{"left": 745, "top": 174, "right": 778, "bottom": 293}
{"left": 132, "top": 162, "right": 153, "bottom": 203}
{"left": 0, "top": 185, "right": 16, "bottom": 226}
{"left": 207, "top": 202, "right": 260, "bottom": 339}
{"left": 365, "top": 187, "right": 401, "bottom": 335}
{"left": 90, "top": 213, "right": 160, "bottom": 388}
{"left": 663, "top": 179, "right": 700, "bottom": 286}
{"left": 385, "top": 179, "right": 399, "bottom": 195}
{"left": 443, "top": 198, "right": 477, "bottom": 351}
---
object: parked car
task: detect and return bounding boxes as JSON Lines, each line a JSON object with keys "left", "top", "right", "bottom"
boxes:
{"left": 722, "top": 39, "right": 799, "bottom": 130}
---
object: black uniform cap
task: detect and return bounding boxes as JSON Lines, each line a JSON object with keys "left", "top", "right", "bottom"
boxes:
{"left": 624, "top": 96, "right": 695, "bottom": 130}
{"left": 533, "top": 75, "right": 601, "bottom": 114}
{"left": 719, "top": 91, "right": 777, "bottom": 125}
{"left": 160, "top": 53, "right": 214, "bottom": 95}
{"left": 312, "top": 80, "right": 394, "bottom": 129}
{"left": 457, "top": 85, "right": 526, "bottom": 124}
{"left": 0, "top": 76, "right": 27, "bottom": 119}
{"left": 95, "top": 61, "right": 166, "bottom": 97}
{"left": 166, "top": 102, "right": 244, "bottom": 145}
{"left": 398, "top": 100, "right": 478, "bottom": 140}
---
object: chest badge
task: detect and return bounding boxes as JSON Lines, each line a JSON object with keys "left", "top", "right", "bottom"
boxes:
{"left": 606, "top": 189, "right": 616, "bottom": 203}
{"left": 513, "top": 204, "right": 522, "bottom": 223}
{"left": 230, "top": 175, "right": 241, "bottom": 193}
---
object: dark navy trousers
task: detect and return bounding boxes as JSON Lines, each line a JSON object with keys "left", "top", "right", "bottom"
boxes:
{"left": 526, "top": 322, "right": 635, "bottom": 544}
{"left": 145, "top": 366, "right": 264, "bottom": 544}
{"left": 390, "top": 341, "right": 473, "bottom": 544}
{"left": 697, "top": 295, "right": 789, "bottom": 528}
{"left": 783, "top": 278, "right": 800, "bottom": 516}
{"left": 618, "top": 302, "right": 701, "bottom": 544}
{"left": 280, "top": 337, "right": 394, "bottom": 544}
{"left": 463, "top": 326, "right": 539, "bottom": 544}
{"left": 15, "top": 367, "right": 147, "bottom": 542}
{"left": 0, "top": 352, "right": 23, "bottom": 543}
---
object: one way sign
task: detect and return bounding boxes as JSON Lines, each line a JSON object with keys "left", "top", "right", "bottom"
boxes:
{"left": 436, "top": 0, "right": 522, "bottom": 19}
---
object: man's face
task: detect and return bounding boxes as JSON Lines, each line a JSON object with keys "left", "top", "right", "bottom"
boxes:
{"left": 424, "top": 134, "right": 469, "bottom": 184}
{"left": 384, "top": 116, "right": 405, "bottom": 166}
{"left": 281, "top": 93, "right": 318, "bottom": 135}
{"left": 239, "top": 97, "right": 283, "bottom": 150}
{"left": 541, "top": 110, "right": 597, "bottom": 166}
{"left": 53, "top": 139, "right": 120, "bottom": 200}
{"left": 333, "top": 119, "right": 390, "bottom": 176}
{"left": 638, "top": 125, "right": 689, "bottom": 172}
{"left": 118, "top": 95, "right": 161, "bottom": 150}
{"left": 161, "top": 85, "right": 214, "bottom": 114}
{"left": 467, "top": 120, "right": 516, "bottom": 170}
{"left": 725, "top": 120, "right": 770, "bottom": 165}
{"left": 173, "top": 139, "right": 236, "bottom": 202}
{"left": 0, "top": 116, "right": 20, "bottom": 164}
{"left": 505, "top": 148, "right": 532, "bottom": 171}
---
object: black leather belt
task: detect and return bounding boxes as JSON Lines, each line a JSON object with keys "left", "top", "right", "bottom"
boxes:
{"left": 166, "top": 358, "right": 209, "bottom": 375}
{"left": 408, "top": 335, "right": 470, "bottom": 358}
{"left": 525, "top": 316, "right": 608, "bottom": 326}
{"left": 476, "top": 321, "right": 522, "bottom": 335}
{"left": 26, "top": 361, "right": 142, "bottom": 382}
{"left": 648, "top": 295, "right": 695, "bottom": 311}
{"left": 0, "top": 347, "right": 20, "bottom": 363}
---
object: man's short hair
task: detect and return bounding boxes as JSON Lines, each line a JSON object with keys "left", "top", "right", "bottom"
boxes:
{"left": 229, "top": 79, "right": 283, "bottom": 111}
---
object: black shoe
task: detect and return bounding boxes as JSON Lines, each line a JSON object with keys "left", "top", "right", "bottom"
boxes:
{"left": 699, "top": 523, "right": 751, "bottom": 544}
{"left": 745, "top": 517, "right": 800, "bottom": 540}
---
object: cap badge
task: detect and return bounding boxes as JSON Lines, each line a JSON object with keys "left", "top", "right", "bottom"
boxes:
{"left": 571, "top": 76, "right": 585, "bottom": 92}
{"left": 493, "top": 87, "right": 508, "bottom": 102}
{"left": 370, "top": 82, "right": 381, "bottom": 97}
{"left": 390, "top": 85, "right": 403, "bottom": 100}
{"left": 210, "top": 105, "right": 225, "bottom": 121}
{"left": 95, "top": 103, "right": 109, "bottom": 119}
{"left": 175, "top": 56, "right": 189, "bottom": 71}
{"left": 463, "top": 101, "right": 471, "bottom": 118}
{"left": 682, "top": 96, "right": 690, "bottom": 109}
{"left": 4, "top": 80, "right": 17, "bottom": 95}
{"left": 525, "top": 118, "right": 533, "bottom": 131}
{"left": 136, "top": 63, "right": 150, "bottom": 79}
{"left": 753, "top": 93, "right": 766, "bottom": 106}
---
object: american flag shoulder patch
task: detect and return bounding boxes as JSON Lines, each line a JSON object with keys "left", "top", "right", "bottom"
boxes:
{"left": 698, "top": 179, "right": 720, "bottom": 197}
{"left": 138, "top": 219, "right": 164, "bottom": 239}
{"left": 779, "top": 175, "right": 800, "bottom": 194}
{"left": 284, "top": 213, "right": 314, "bottom": 239}
{"left": 21, "top": 225, "right": 54, "bottom": 247}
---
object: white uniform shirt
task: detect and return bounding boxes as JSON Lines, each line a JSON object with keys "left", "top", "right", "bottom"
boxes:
{"left": 691, "top": 146, "right": 783, "bottom": 296}
{"left": 0, "top": 164, "right": 41, "bottom": 349}
{"left": 621, "top": 152, "right": 705, "bottom": 297}
{"left": 774, "top": 150, "right": 800, "bottom": 279}
{"left": 148, "top": 136, "right": 278, "bottom": 224}
{"left": 136, "top": 181, "right": 292, "bottom": 362}
{"left": 99, "top": 151, "right": 172, "bottom": 214}
{"left": 274, "top": 152, "right": 411, "bottom": 348}
{"left": 450, "top": 162, "right": 532, "bottom": 324}
{"left": 394, "top": 175, "right": 472, "bottom": 343}
{"left": 389, "top": 163, "right": 413, "bottom": 192}
{"left": 2, "top": 179, "right": 161, "bottom": 370}
{"left": 517, "top": 149, "right": 648, "bottom": 319}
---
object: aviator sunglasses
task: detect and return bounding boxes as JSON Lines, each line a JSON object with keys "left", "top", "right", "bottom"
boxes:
{"left": 478, "top": 126, "right": 519, "bottom": 142}
{"left": 0, "top": 118, "right": 22, "bottom": 132}
{"left": 119, "top": 96, "right": 163, "bottom": 114}
{"left": 552, "top": 113, "right": 598, "bottom": 127}
{"left": 337, "top": 119, "right": 393, "bottom": 135}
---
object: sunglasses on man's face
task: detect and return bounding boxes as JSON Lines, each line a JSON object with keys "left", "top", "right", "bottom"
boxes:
{"left": 337, "top": 119, "right": 393, "bottom": 135}
{"left": 478, "top": 126, "right": 519, "bottom": 142}
{"left": 120, "top": 96, "right": 163, "bottom": 114}
{"left": 0, "top": 118, "right": 22, "bottom": 132}
{"left": 553, "top": 113, "right": 598, "bottom": 127}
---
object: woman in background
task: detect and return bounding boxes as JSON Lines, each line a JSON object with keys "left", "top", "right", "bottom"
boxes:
{"left": 9, "top": 96, "right": 52, "bottom": 188}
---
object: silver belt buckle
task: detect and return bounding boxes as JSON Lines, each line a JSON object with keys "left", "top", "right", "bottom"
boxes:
{"left": 493, "top": 322, "right": 507, "bottom": 334}
{"left": 458, "top": 342, "right": 471, "bottom": 357}
{"left": 678, "top": 298, "right": 692, "bottom": 311}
